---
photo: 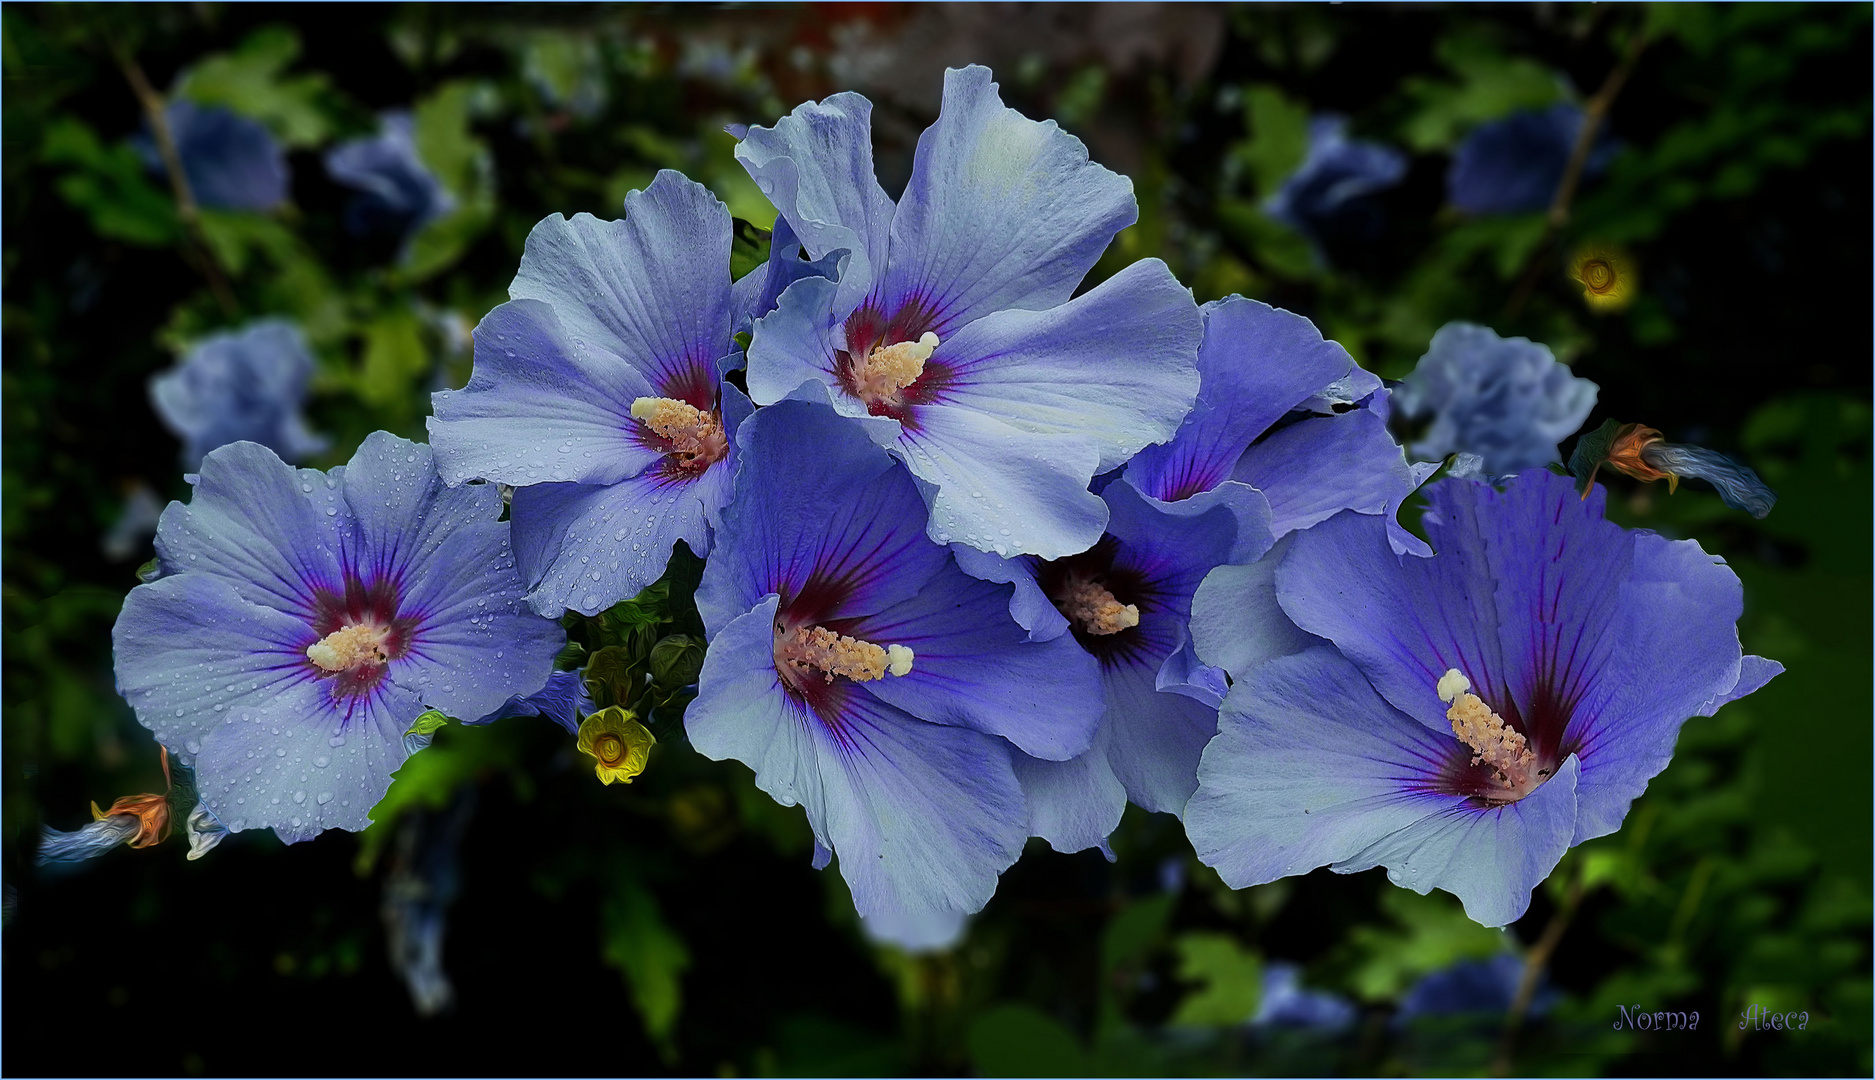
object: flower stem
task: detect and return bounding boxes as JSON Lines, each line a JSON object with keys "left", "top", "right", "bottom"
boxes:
{"left": 1503, "top": 24, "right": 1649, "bottom": 321}
{"left": 1491, "top": 860, "right": 1587, "bottom": 1077}
{"left": 108, "top": 40, "right": 239, "bottom": 317}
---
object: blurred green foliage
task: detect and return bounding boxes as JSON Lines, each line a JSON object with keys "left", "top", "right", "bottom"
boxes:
{"left": 2, "top": 3, "right": 1867, "bottom": 1077}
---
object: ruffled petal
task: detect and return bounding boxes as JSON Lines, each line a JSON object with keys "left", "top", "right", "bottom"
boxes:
{"left": 735, "top": 92, "right": 896, "bottom": 314}
{"left": 1186, "top": 648, "right": 1474, "bottom": 889}
{"left": 947, "top": 545, "right": 1067, "bottom": 642}
{"left": 471, "top": 669, "right": 593, "bottom": 736}
{"left": 429, "top": 298, "right": 662, "bottom": 488}
{"left": 879, "top": 65, "right": 1136, "bottom": 336}
{"left": 744, "top": 274, "right": 852, "bottom": 409}
{"left": 844, "top": 558, "right": 1103, "bottom": 761}
{"left": 388, "top": 519, "right": 564, "bottom": 722}
{"left": 1126, "top": 298, "right": 1353, "bottom": 507}
{"left": 734, "top": 215, "right": 847, "bottom": 334}
{"left": 894, "top": 403, "right": 1107, "bottom": 559}
{"left": 1334, "top": 755, "right": 1579, "bottom": 928}
{"left": 1275, "top": 504, "right": 1509, "bottom": 734}
{"left": 697, "top": 399, "right": 947, "bottom": 633}
{"left": 1013, "top": 720, "right": 1126, "bottom": 854}
{"left": 688, "top": 599, "right": 1025, "bottom": 918}
{"left": 1234, "top": 408, "right": 1422, "bottom": 538}
{"left": 930, "top": 257, "right": 1202, "bottom": 474}
{"left": 508, "top": 171, "right": 734, "bottom": 401}
{"left": 1101, "top": 653, "right": 1219, "bottom": 816}
{"left": 197, "top": 675, "right": 423, "bottom": 844}
{"left": 1188, "top": 534, "right": 1320, "bottom": 679}
{"left": 152, "top": 441, "right": 341, "bottom": 620}
{"left": 509, "top": 469, "right": 712, "bottom": 617}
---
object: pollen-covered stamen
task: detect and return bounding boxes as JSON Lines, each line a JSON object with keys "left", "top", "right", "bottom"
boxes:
{"left": 630, "top": 396, "right": 727, "bottom": 471}
{"left": 850, "top": 332, "right": 939, "bottom": 406}
{"left": 306, "top": 623, "right": 392, "bottom": 672}
{"left": 1058, "top": 577, "right": 1139, "bottom": 636}
{"left": 1437, "top": 669, "right": 1537, "bottom": 795}
{"left": 775, "top": 623, "right": 915, "bottom": 685}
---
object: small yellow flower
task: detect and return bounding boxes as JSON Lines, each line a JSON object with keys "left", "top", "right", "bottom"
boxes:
{"left": 577, "top": 706, "right": 655, "bottom": 785}
{"left": 1569, "top": 243, "right": 1636, "bottom": 312}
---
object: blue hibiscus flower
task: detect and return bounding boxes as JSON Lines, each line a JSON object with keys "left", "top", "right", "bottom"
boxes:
{"left": 1393, "top": 322, "right": 1598, "bottom": 480}
{"left": 112, "top": 433, "right": 566, "bottom": 844}
{"left": 1185, "top": 471, "right": 1780, "bottom": 926}
{"left": 737, "top": 64, "right": 1203, "bottom": 560}
{"left": 1447, "top": 104, "right": 1616, "bottom": 216}
{"left": 1265, "top": 116, "right": 1408, "bottom": 258}
{"left": 140, "top": 100, "right": 289, "bottom": 212}
{"left": 430, "top": 171, "right": 780, "bottom": 616}
{"left": 688, "top": 399, "right": 1103, "bottom": 922}
{"left": 149, "top": 319, "right": 329, "bottom": 471}
{"left": 324, "top": 111, "right": 454, "bottom": 244}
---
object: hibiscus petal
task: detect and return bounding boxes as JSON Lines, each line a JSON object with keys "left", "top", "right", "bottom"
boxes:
{"left": 895, "top": 404, "right": 1108, "bottom": 559}
{"left": 845, "top": 558, "right": 1103, "bottom": 761}
{"left": 1188, "top": 534, "right": 1320, "bottom": 679}
{"left": 947, "top": 545, "right": 1068, "bottom": 642}
{"left": 688, "top": 599, "right": 1025, "bottom": 918}
{"left": 1186, "top": 648, "right": 1472, "bottom": 889}
{"left": 933, "top": 257, "right": 1202, "bottom": 474}
{"left": 1234, "top": 408, "right": 1422, "bottom": 538}
{"left": 880, "top": 65, "right": 1136, "bottom": 336}
{"left": 736, "top": 92, "right": 896, "bottom": 314}
{"left": 510, "top": 470, "right": 712, "bottom": 617}
{"left": 1276, "top": 504, "right": 1510, "bottom": 734}
{"left": 698, "top": 400, "right": 950, "bottom": 632}
{"left": 1126, "top": 297, "right": 1353, "bottom": 507}
{"left": 508, "top": 171, "right": 734, "bottom": 399}
{"left": 199, "top": 675, "right": 423, "bottom": 844}
{"left": 153, "top": 441, "right": 341, "bottom": 620}
{"left": 339, "top": 433, "right": 502, "bottom": 583}
{"left": 1334, "top": 755, "right": 1579, "bottom": 928}
{"left": 429, "top": 298, "right": 662, "bottom": 488}
{"left": 744, "top": 274, "right": 850, "bottom": 409}
{"left": 1101, "top": 651, "right": 1219, "bottom": 816}
{"left": 1013, "top": 720, "right": 1126, "bottom": 854}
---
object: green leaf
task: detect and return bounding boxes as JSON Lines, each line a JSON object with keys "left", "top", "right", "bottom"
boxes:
{"left": 356, "top": 309, "right": 429, "bottom": 409}
{"left": 1216, "top": 199, "right": 1319, "bottom": 280}
{"left": 42, "top": 118, "right": 180, "bottom": 246}
{"left": 1397, "top": 34, "right": 1569, "bottom": 152}
{"left": 1100, "top": 893, "right": 1176, "bottom": 979}
{"left": 1168, "top": 932, "right": 1263, "bottom": 1026}
{"left": 176, "top": 26, "right": 338, "bottom": 148}
{"left": 400, "top": 82, "right": 494, "bottom": 281}
{"left": 601, "top": 875, "right": 691, "bottom": 1052}
{"left": 404, "top": 710, "right": 450, "bottom": 738}
{"left": 966, "top": 1003, "right": 1093, "bottom": 1078}
{"left": 1336, "top": 888, "right": 1510, "bottom": 1002}
{"left": 1235, "top": 84, "right": 1312, "bottom": 199}
{"left": 729, "top": 217, "right": 772, "bottom": 281}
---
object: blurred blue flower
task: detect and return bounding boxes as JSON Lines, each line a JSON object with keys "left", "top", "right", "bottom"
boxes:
{"left": 149, "top": 319, "right": 329, "bottom": 471}
{"left": 1393, "top": 322, "right": 1598, "bottom": 479}
{"left": 738, "top": 64, "right": 1202, "bottom": 560}
{"left": 1186, "top": 471, "right": 1781, "bottom": 926}
{"left": 430, "top": 171, "right": 756, "bottom": 617}
{"left": 1447, "top": 104, "right": 1615, "bottom": 216}
{"left": 689, "top": 400, "right": 1102, "bottom": 924}
{"left": 1396, "top": 952, "right": 1557, "bottom": 1023}
{"left": 324, "top": 111, "right": 454, "bottom": 244}
{"left": 1265, "top": 116, "right": 1408, "bottom": 256}
{"left": 112, "top": 433, "right": 565, "bottom": 844}
{"left": 1253, "top": 962, "right": 1359, "bottom": 1032}
{"left": 139, "top": 100, "right": 289, "bottom": 211}
{"left": 382, "top": 791, "right": 475, "bottom": 1016}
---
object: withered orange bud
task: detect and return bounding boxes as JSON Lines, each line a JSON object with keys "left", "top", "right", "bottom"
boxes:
{"left": 1601, "top": 423, "right": 1677, "bottom": 490}
{"left": 88, "top": 746, "right": 175, "bottom": 849}
{"left": 91, "top": 794, "right": 173, "bottom": 849}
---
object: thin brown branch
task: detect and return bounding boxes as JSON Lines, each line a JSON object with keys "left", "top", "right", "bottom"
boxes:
{"left": 1503, "top": 27, "right": 1650, "bottom": 321}
{"left": 109, "top": 40, "right": 239, "bottom": 316}
{"left": 1490, "top": 863, "right": 1588, "bottom": 1077}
